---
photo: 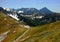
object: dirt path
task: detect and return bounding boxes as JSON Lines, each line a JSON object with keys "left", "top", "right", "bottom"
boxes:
{"left": 0, "top": 30, "right": 10, "bottom": 42}
{"left": 13, "top": 29, "right": 29, "bottom": 42}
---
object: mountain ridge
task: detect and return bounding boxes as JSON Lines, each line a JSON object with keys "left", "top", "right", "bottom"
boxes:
{"left": 0, "top": 7, "right": 54, "bottom": 15}
{"left": 40, "top": 7, "right": 53, "bottom": 14}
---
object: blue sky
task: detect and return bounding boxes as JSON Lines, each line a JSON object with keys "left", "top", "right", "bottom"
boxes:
{"left": 0, "top": 0, "right": 60, "bottom": 13}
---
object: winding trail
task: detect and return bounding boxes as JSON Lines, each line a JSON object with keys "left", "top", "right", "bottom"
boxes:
{"left": 13, "top": 29, "right": 29, "bottom": 42}
{"left": 0, "top": 30, "right": 10, "bottom": 42}
{"left": 17, "top": 29, "right": 60, "bottom": 42}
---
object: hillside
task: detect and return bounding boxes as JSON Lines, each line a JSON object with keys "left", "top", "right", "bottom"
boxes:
{"left": 0, "top": 12, "right": 27, "bottom": 42}
{"left": 0, "top": 11, "right": 60, "bottom": 42}
{"left": 16, "top": 21, "right": 60, "bottom": 42}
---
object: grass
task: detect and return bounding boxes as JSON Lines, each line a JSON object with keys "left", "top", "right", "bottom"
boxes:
{"left": 0, "top": 11, "right": 60, "bottom": 42}
{"left": 0, "top": 12, "right": 27, "bottom": 42}
{"left": 0, "top": 12, "right": 20, "bottom": 34}
{"left": 2, "top": 26, "right": 26, "bottom": 42}
{"left": 17, "top": 21, "right": 60, "bottom": 42}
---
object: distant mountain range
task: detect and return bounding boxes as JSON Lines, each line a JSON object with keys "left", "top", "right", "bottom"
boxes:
{"left": 0, "top": 7, "right": 53, "bottom": 15}
{"left": 16, "top": 7, "right": 53, "bottom": 15}
{"left": 16, "top": 8, "right": 40, "bottom": 15}
{"left": 0, "top": 7, "right": 60, "bottom": 26}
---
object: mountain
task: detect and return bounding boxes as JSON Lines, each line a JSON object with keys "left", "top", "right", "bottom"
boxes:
{"left": 0, "top": 7, "right": 4, "bottom": 11}
{"left": 40, "top": 7, "right": 53, "bottom": 14}
{"left": 1, "top": 8, "right": 19, "bottom": 20}
{"left": 17, "top": 8, "right": 40, "bottom": 15}
{"left": 0, "top": 7, "right": 54, "bottom": 15}
{"left": 0, "top": 7, "right": 60, "bottom": 27}
{"left": 0, "top": 7, "right": 60, "bottom": 42}
{"left": 2, "top": 20, "right": 60, "bottom": 42}
{"left": 15, "top": 21, "right": 60, "bottom": 42}
{"left": 17, "top": 7, "right": 54, "bottom": 15}
{"left": 0, "top": 12, "right": 26, "bottom": 42}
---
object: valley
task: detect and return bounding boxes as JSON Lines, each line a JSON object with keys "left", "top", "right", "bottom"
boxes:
{"left": 0, "top": 7, "right": 60, "bottom": 42}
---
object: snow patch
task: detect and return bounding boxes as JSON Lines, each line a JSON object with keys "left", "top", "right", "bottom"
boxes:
{"left": 24, "top": 25, "right": 30, "bottom": 28}
{"left": 18, "top": 11, "right": 24, "bottom": 14}
{"left": 6, "top": 8, "right": 11, "bottom": 11}
{"left": 8, "top": 14, "right": 19, "bottom": 20}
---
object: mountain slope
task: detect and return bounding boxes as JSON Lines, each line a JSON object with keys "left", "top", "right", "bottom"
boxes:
{"left": 1, "top": 12, "right": 60, "bottom": 42}
{"left": 0, "top": 12, "right": 27, "bottom": 42}
{"left": 0, "top": 11, "right": 18, "bottom": 34}
{"left": 17, "top": 8, "right": 40, "bottom": 15}
{"left": 0, "top": 7, "right": 60, "bottom": 42}
{"left": 40, "top": 7, "right": 53, "bottom": 14}
{"left": 16, "top": 21, "right": 60, "bottom": 42}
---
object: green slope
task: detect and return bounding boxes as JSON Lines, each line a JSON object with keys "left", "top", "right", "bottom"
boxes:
{"left": 0, "top": 11, "right": 19, "bottom": 34}
{"left": 17, "top": 21, "right": 60, "bottom": 42}
{"left": 0, "top": 12, "right": 27, "bottom": 42}
{"left": 0, "top": 11, "right": 60, "bottom": 42}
